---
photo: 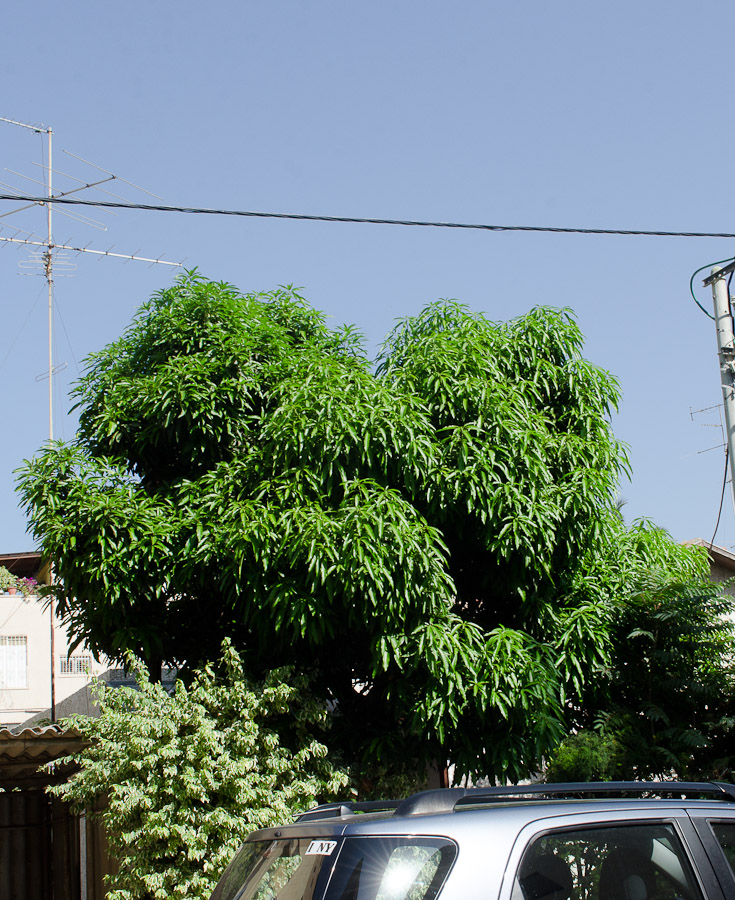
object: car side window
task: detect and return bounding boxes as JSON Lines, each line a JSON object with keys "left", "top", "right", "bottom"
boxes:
{"left": 511, "top": 823, "right": 703, "bottom": 900}
{"left": 708, "top": 822, "right": 735, "bottom": 875}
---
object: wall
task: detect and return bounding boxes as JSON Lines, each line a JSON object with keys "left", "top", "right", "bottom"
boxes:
{"left": 0, "top": 592, "right": 108, "bottom": 728}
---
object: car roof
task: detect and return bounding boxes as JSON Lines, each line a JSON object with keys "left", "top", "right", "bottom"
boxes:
{"left": 246, "top": 781, "right": 735, "bottom": 843}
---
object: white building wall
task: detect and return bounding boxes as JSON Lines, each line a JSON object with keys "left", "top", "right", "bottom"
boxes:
{"left": 0, "top": 592, "right": 108, "bottom": 727}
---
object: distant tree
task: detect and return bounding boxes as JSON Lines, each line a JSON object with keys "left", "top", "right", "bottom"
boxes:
{"left": 19, "top": 272, "right": 628, "bottom": 782}
{"left": 49, "top": 642, "right": 349, "bottom": 900}
{"left": 545, "top": 730, "right": 623, "bottom": 782}
{"left": 547, "top": 521, "right": 735, "bottom": 781}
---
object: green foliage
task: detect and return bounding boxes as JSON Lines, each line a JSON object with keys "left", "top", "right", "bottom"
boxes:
{"left": 48, "top": 641, "right": 349, "bottom": 900}
{"left": 377, "top": 303, "right": 625, "bottom": 601}
{"left": 0, "top": 566, "right": 17, "bottom": 591}
{"left": 548, "top": 521, "right": 735, "bottom": 781}
{"left": 19, "top": 272, "right": 629, "bottom": 782}
{"left": 603, "top": 575, "right": 735, "bottom": 779}
{"left": 545, "top": 730, "right": 623, "bottom": 782}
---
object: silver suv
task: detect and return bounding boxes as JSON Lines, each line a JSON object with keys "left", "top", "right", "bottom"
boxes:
{"left": 209, "top": 782, "right": 735, "bottom": 900}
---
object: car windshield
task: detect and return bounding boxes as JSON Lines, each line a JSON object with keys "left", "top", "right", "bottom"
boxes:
{"left": 210, "top": 836, "right": 457, "bottom": 900}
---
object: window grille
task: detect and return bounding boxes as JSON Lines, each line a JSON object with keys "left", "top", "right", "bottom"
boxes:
{"left": 106, "top": 666, "right": 177, "bottom": 683}
{"left": 59, "top": 655, "right": 92, "bottom": 676}
{"left": 0, "top": 636, "right": 27, "bottom": 688}
{"left": 107, "top": 668, "right": 128, "bottom": 682}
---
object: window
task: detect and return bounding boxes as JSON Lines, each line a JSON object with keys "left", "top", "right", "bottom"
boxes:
{"left": 211, "top": 837, "right": 457, "bottom": 900}
{"left": 59, "top": 654, "right": 92, "bottom": 675}
{"left": 512, "top": 823, "right": 703, "bottom": 900}
{"left": 709, "top": 822, "right": 735, "bottom": 875}
{"left": 0, "top": 635, "right": 28, "bottom": 688}
{"left": 334, "top": 838, "right": 455, "bottom": 900}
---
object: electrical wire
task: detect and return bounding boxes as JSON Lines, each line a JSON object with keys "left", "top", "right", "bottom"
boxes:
{"left": 4, "top": 192, "right": 735, "bottom": 239}
{"left": 53, "top": 292, "right": 80, "bottom": 376}
{"left": 710, "top": 445, "right": 730, "bottom": 549}
{"left": 689, "top": 257, "right": 735, "bottom": 320}
{"left": 0, "top": 280, "right": 45, "bottom": 373}
{"left": 8, "top": 187, "right": 735, "bottom": 325}
{"left": 5, "top": 188, "right": 735, "bottom": 552}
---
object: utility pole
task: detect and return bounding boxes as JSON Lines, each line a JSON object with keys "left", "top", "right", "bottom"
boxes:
{"left": 706, "top": 264, "right": 735, "bottom": 513}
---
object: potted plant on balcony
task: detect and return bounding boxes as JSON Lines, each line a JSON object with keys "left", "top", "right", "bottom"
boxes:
{"left": 0, "top": 566, "right": 18, "bottom": 595}
{"left": 19, "top": 577, "right": 38, "bottom": 598}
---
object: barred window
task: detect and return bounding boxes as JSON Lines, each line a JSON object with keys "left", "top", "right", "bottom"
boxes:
{"left": 107, "top": 668, "right": 128, "bottom": 682}
{"left": 0, "top": 636, "right": 27, "bottom": 689}
{"left": 59, "top": 655, "right": 92, "bottom": 676}
{"left": 107, "top": 666, "right": 176, "bottom": 683}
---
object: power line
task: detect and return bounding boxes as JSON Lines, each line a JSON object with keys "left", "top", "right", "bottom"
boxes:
{"left": 710, "top": 445, "right": 730, "bottom": 549}
{"left": 2, "top": 192, "right": 735, "bottom": 239}
{"left": 689, "top": 257, "right": 735, "bottom": 320}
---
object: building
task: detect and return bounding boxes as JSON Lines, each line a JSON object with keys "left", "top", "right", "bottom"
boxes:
{"left": 0, "top": 552, "right": 111, "bottom": 728}
{"left": 0, "top": 554, "right": 158, "bottom": 898}
{"left": 683, "top": 539, "right": 735, "bottom": 596}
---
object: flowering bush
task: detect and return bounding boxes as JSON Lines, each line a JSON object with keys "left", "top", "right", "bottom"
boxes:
{"left": 47, "top": 640, "right": 350, "bottom": 900}
{"left": 19, "top": 577, "right": 38, "bottom": 597}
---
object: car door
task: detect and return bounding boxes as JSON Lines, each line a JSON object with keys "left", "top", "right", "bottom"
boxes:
{"left": 688, "top": 808, "right": 735, "bottom": 898}
{"left": 498, "top": 807, "right": 726, "bottom": 900}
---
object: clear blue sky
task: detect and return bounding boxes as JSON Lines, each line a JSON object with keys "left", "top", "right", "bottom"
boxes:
{"left": 2, "top": 0, "right": 734, "bottom": 551}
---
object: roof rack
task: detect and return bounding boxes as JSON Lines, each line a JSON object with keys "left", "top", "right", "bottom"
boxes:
{"left": 393, "top": 781, "right": 735, "bottom": 817}
{"left": 295, "top": 782, "right": 735, "bottom": 824}
{"left": 294, "top": 800, "right": 401, "bottom": 823}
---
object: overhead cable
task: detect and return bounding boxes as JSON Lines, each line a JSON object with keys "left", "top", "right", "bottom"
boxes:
{"left": 710, "top": 445, "right": 730, "bottom": 549}
{"left": 3, "top": 193, "right": 735, "bottom": 239}
{"left": 689, "top": 257, "right": 735, "bottom": 320}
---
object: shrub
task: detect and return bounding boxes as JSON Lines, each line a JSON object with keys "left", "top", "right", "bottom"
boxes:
{"left": 48, "top": 641, "right": 349, "bottom": 900}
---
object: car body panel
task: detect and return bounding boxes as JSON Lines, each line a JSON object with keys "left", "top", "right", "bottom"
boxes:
{"left": 211, "top": 788, "right": 735, "bottom": 900}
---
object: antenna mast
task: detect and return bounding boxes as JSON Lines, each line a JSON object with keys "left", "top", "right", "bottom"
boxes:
{"left": 1, "top": 118, "right": 56, "bottom": 441}
{"left": 45, "top": 125, "right": 53, "bottom": 441}
{"left": 0, "top": 115, "right": 183, "bottom": 443}
{"left": 1, "top": 116, "right": 183, "bottom": 724}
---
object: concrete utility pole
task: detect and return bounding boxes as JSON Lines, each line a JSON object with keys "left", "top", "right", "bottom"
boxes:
{"left": 706, "top": 264, "right": 735, "bottom": 513}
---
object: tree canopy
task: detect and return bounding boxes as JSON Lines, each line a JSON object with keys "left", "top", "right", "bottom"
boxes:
{"left": 20, "top": 272, "right": 637, "bottom": 780}
{"left": 548, "top": 521, "right": 735, "bottom": 781}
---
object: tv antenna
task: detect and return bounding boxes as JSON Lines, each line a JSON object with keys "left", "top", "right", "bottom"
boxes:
{"left": 690, "top": 403, "right": 727, "bottom": 456}
{"left": 1, "top": 117, "right": 184, "bottom": 724}
{"left": 0, "top": 116, "right": 184, "bottom": 443}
